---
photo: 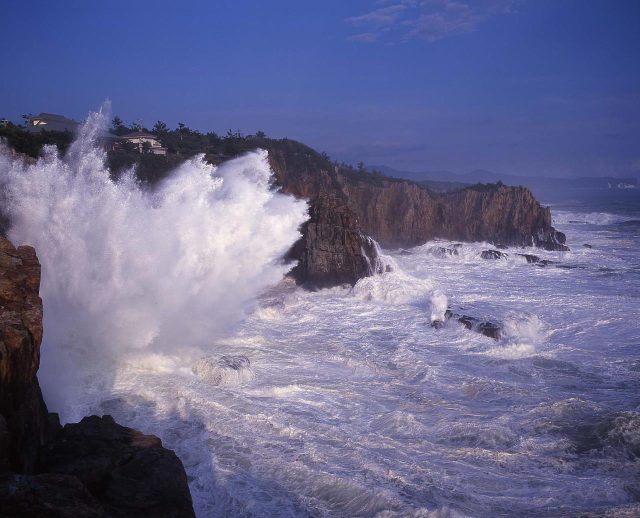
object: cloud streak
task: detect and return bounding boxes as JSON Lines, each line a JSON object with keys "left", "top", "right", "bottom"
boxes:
{"left": 346, "top": 0, "right": 519, "bottom": 43}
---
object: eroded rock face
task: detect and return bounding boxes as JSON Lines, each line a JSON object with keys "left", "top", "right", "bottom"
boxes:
{"left": 0, "top": 237, "right": 195, "bottom": 517}
{"left": 287, "top": 194, "right": 385, "bottom": 288}
{"left": 0, "top": 237, "right": 48, "bottom": 473}
{"left": 269, "top": 152, "right": 569, "bottom": 287}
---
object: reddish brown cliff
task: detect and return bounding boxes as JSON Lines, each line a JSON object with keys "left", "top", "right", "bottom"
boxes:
{"left": 0, "top": 237, "right": 195, "bottom": 518}
{"left": 267, "top": 145, "right": 568, "bottom": 287}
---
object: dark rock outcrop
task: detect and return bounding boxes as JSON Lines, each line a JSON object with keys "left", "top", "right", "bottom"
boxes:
{"left": 0, "top": 237, "right": 195, "bottom": 517}
{"left": 435, "top": 309, "right": 502, "bottom": 340}
{"left": 40, "top": 415, "right": 194, "bottom": 518}
{"left": 517, "top": 253, "right": 540, "bottom": 263}
{"left": 481, "top": 249, "right": 508, "bottom": 260}
{"left": 286, "top": 194, "right": 386, "bottom": 288}
{"left": 429, "top": 246, "right": 459, "bottom": 258}
{"left": 268, "top": 148, "right": 569, "bottom": 287}
{"left": 0, "top": 238, "right": 49, "bottom": 473}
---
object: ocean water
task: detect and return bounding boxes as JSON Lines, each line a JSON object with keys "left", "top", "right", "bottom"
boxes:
{"left": 1, "top": 115, "right": 639, "bottom": 516}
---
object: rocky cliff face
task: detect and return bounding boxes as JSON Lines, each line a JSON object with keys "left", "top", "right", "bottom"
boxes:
{"left": 286, "top": 194, "right": 386, "bottom": 288}
{"left": 0, "top": 237, "right": 195, "bottom": 517}
{"left": 268, "top": 149, "right": 568, "bottom": 287}
{"left": 0, "top": 238, "right": 48, "bottom": 474}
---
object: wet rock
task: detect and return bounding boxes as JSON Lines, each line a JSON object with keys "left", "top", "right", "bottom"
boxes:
{"left": 429, "top": 246, "right": 459, "bottom": 258}
{"left": 0, "top": 237, "right": 195, "bottom": 517}
{"left": 286, "top": 194, "right": 385, "bottom": 288}
{"left": 0, "top": 237, "right": 49, "bottom": 473}
{"left": 443, "top": 309, "right": 502, "bottom": 340}
{"left": 536, "top": 260, "right": 556, "bottom": 267}
{"left": 481, "top": 249, "right": 508, "bottom": 260}
{"left": 517, "top": 253, "right": 540, "bottom": 263}
{"left": 583, "top": 243, "right": 593, "bottom": 248}
{"left": 495, "top": 244, "right": 508, "bottom": 250}
{"left": 42, "top": 415, "right": 195, "bottom": 518}
{"left": 269, "top": 151, "right": 571, "bottom": 287}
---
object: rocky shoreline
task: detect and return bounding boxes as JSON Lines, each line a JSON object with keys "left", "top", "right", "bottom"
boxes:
{"left": 269, "top": 149, "right": 569, "bottom": 288}
{"left": 0, "top": 237, "right": 195, "bottom": 517}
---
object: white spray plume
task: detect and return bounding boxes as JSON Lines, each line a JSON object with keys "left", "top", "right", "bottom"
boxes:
{"left": 0, "top": 106, "right": 308, "bottom": 411}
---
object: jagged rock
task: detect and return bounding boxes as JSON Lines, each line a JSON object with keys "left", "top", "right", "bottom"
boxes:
{"left": 0, "top": 237, "right": 49, "bottom": 473}
{"left": 441, "top": 309, "right": 502, "bottom": 340}
{"left": 481, "top": 249, "right": 508, "bottom": 260}
{"left": 42, "top": 415, "right": 194, "bottom": 518}
{"left": 286, "top": 194, "right": 385, "bottom": 288}
{"left": 517, "top": 253, "right": 540, "bottom": 263}
{"left": 429, "top": 246, "right": 459, "bottom": 258}
{"left": 0, "top": 237, "right": 195, "bottom": 517}
{"left": 534, "top": 229, "right": 569, "bottom": 251}
{"left": 268, "top": 147, "right": 569, "bottom": 287}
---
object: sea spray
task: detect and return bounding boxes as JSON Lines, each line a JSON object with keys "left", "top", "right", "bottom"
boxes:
{"left": 0, "top": 107, "right": 308, "bottom": 414}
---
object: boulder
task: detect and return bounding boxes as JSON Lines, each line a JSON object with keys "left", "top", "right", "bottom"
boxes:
{"left": 481, "top": 249, "right": 508, "bottom": 260}
{"left": 439, "top": 309, "right": 502, "bottom": 340}
{"left": 429, "top": 246, "right": 459, "bottom": 258}
{"left": 42, "top": 415, "right": 195, "bottom": 518}
{"left": 517, "top": 253, "right": 540, "bottom": 263}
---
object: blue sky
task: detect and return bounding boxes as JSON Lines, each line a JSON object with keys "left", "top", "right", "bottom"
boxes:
{"left": 1, "top": 0, "right": 639, "bottom": 177}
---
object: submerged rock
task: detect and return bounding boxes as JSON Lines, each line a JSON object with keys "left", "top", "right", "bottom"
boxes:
{"left": 481, "top": 249, "right": 508, "bottom": 260}
{"left": 192, "top": 355, "right": 254, "bottom": 386}
{"left": 517, "top": 253, "right": 540, "bottom": 263}
{"left": 429, "top": 246, "right": 459, "bottom": 258}
{"left": 442, "top": 309, "right": 502, "bottom": 340}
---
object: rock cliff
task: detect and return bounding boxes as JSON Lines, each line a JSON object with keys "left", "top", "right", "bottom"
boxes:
{"left": 268, "top": 145, "right": 567, "bottom": 287}
{"left": 0, "top": 237, "right": 195, "bottom": 517}
{"left": 286, "top": 194, "right": 386, "bottom": 288}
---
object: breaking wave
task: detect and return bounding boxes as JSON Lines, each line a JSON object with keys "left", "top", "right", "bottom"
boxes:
{"left": 0, "top": 106, "right": 308, "bottom": 411}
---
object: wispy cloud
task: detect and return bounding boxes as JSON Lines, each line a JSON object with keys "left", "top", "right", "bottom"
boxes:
{"left": 346, "top": 0, "right": 520, "bottom": 43}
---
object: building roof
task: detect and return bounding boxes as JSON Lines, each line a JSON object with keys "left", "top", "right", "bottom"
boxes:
{"left": 31, "top": 113, "right": 79, "bottom": 124}
{"left": 121, "top": 132, "right": 159, "bottom": 139}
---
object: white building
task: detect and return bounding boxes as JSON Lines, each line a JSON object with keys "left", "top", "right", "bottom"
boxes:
{"left": 120, "top": 132, "right": 167, "bottom": 155}
{"left": 24, "top": 113, "right": 80, "bottom": 133}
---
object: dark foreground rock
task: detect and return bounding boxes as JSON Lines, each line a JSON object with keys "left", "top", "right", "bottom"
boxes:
{"left": 40, "top": 415, "right": 194, "bottom": 518}
{"left": 437, "top": 309, "right": 502, "bottom": 340}
{"left": 0, "top": 237, "right": 195, "bottom": 517}
{"left": 0, "top": 238, "right": 49, "bottom": 473}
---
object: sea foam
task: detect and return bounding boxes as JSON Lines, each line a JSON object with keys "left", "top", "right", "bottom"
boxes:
{"left": 0, "top": 105, "right": 308, "bottom": 412}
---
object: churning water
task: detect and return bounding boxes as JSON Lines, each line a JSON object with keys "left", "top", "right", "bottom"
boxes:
{"left": 1, "top": 113, "right": 639, "bottom": 517}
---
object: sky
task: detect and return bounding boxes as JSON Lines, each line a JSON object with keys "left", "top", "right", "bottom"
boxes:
{"left": 1, "top": 0, "right": 639, "bottom": 178}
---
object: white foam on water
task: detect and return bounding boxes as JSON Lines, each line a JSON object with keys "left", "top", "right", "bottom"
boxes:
{"left": 2, "top": 112, "right": 639, "bottom": 516}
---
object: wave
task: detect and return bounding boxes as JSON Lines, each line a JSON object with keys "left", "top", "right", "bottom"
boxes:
{"left": 0, "top": 105, "right": 308, "bottom": 413}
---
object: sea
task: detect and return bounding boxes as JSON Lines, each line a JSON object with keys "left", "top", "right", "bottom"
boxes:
{"left": 1, "top": 111, "right": 639, "bottom": 517}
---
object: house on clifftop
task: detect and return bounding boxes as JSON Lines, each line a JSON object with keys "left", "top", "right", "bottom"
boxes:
{"left": 24, "top": 112, "right": 80, "bottom": 133}
{"left": 120, "top": 132, "right": 167, "bottom": 155}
